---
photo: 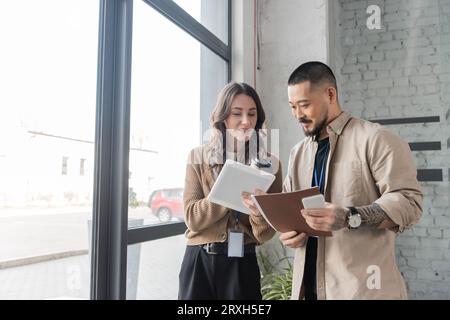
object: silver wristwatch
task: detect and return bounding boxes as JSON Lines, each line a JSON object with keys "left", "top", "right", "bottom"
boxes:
{"left": 347, "top": 207, "right": 362, "bottom": 230}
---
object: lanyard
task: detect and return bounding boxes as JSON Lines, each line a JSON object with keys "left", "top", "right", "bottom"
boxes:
{"left": 313, "top": 142, "right": 329, "bottom": 193}
{"left": 233, "top": 210, "right": 240, "bottom": 230}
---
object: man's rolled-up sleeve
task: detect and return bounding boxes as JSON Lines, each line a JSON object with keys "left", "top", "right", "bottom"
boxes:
{"left": 369, "top": 128, "right": 423, "bottom": 232}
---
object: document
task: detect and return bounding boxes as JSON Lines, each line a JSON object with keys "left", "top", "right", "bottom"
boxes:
{"left": 207, "top": 159, "right": 276, "bottom": 214}
{"left": 251, "top": 187, "right": 333, "bottom": 237}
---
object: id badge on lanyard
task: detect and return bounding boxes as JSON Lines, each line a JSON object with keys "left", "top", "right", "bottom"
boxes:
{"left": 228, "top": 210, "right": 244, "bottom": 258}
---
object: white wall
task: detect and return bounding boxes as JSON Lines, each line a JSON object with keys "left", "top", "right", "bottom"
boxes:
{"left": 232, "top": 0, "right": 329, "bottom": 170}
{"left": 231, "top": 0, "right": 256, "bottom": 86}
{"left": 231, "top": 0, "right": 330, "bottom": 273}
{"left": 256, "top": 0, "right": 329, "bottom": 171}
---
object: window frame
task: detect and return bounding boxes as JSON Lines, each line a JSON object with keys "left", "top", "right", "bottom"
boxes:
{"left": 91, "top": 0, "right": 231, "bottom": 300}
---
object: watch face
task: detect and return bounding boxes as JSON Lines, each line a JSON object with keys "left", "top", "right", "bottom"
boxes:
{"left": 349, "top": 214, "right": 362, "bottom": 228}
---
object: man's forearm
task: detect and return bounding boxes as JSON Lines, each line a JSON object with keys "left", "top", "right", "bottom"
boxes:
{"left": 356, "top": 203, "right": 397, "bottom": 229}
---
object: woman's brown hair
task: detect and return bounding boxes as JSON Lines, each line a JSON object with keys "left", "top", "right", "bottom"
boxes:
{"left": 207, "top": 82, "right": 267, "bottom": 169}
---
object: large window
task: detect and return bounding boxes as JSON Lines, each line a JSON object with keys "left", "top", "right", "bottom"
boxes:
{"left": 125, "top": 0, "right": 229, "bottom": 299}
{"left": 0, "top": 0, "right": 229, "bottom": 300}
{"left": 173, "top": 0, "right": 229, "bottom": 44}
{"left": 126, "top": 235, "right": 186, "bottom": 299}
{"left": 0, "top": 0, "right": 99, "bottom": 299}
{"left": 128, "top": 0, "right": 227, "bottom": 228}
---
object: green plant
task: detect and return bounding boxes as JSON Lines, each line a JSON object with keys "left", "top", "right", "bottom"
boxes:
{"left": 257, "top": 239, "right": 294, "bottom": 300}
{"left": 261, "top": 264, "right": 293, "bottom": 300}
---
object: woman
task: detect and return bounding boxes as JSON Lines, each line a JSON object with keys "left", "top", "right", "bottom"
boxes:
{"left": 178, "top": 82, "right": 283, "bottom": 300}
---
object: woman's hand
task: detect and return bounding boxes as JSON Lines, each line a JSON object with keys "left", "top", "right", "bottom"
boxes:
{"left": 241, "top": 188, "right": 266, "bottom": 216}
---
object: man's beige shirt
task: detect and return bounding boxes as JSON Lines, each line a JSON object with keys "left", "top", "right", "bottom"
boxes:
{"left": 284, "top": 111, "right": 423, "bottom": 300}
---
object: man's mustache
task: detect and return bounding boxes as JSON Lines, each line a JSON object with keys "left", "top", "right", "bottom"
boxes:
{"left": 299, "top": 118, "right": 312, "bottom": 124}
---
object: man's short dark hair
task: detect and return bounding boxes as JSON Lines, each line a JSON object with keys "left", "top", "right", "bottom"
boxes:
{"left": 288, "top": 61, "right": 338, "bottom": 94}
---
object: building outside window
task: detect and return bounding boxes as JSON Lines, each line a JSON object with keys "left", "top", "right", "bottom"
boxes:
{"left": 62, "top": 157, "right": 69, "bottom": 176}
{"left": 0, "top": 0, "right": 230, "bottom": 300}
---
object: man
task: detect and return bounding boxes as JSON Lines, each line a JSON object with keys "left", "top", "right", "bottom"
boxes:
{"left": 242, "top": 61, "right": 423, "bottom": 299}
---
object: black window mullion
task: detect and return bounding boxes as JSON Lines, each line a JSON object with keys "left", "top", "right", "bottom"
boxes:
{"left": 91, "top": 0, "right": 133, "bottom": 300}
{"left": 128, "top": 223, "right": 187, "bottom": 245}
{"left": 142, "top": 0, "right": 230, "bottom": 62}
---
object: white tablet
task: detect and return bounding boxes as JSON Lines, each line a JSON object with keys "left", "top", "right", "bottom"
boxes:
{"left": 207, "top": 159, "right": 276, "bottom": 214}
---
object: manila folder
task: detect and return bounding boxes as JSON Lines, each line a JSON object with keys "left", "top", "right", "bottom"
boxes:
{"left": 252, "top": 187, "right": 332, "bottom": 237}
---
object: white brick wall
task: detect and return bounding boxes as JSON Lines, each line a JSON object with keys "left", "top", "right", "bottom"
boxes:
{"left": 333, "top": 0, "right": 450, "bottom": 299}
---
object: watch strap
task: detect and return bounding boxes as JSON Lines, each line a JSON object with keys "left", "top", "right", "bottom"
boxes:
{"left": 347, "top": 206, "right": 360, "bottom": 229}
{"left": 348, "top": 206, "right": 358, "bottom": 216}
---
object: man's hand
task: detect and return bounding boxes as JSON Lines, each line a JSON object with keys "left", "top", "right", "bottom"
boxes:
{"left": 241, "top": 188, "right": 266, "bottom": 217}
{"left": 301, "top": 202, "right": 347, "bottom": 232}
{"left": 279, "top": 231, "right": 307, "bottom": 248}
